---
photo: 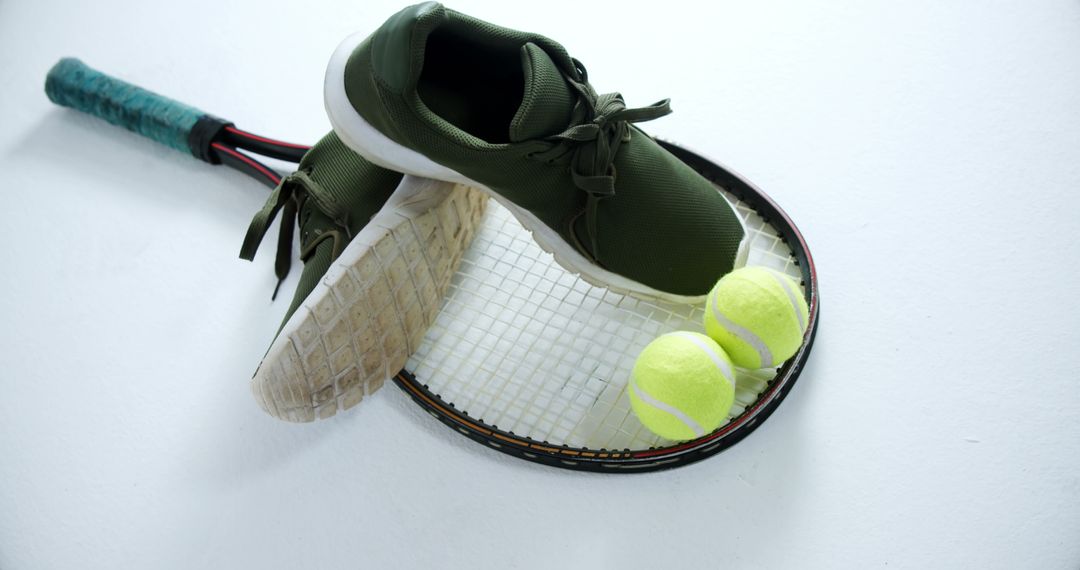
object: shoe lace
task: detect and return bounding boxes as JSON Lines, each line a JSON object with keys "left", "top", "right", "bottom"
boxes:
{"left": 527, "top": 58, "right": 672, "bottom": 261}
{"left": 239, "top": 170, "right": 349, "bottom": 299}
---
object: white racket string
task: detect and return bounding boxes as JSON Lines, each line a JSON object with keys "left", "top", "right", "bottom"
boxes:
{"left": 406, "top": 186, "right": 803, "bottom": 451}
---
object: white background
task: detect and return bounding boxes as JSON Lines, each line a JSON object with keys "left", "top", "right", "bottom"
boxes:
{"left": 2, "top": 0, "right": 1078, "bottom": 568}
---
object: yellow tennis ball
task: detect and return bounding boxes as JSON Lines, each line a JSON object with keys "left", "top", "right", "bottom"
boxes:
{"left": 704, "top": 266, "right": 809, "bottom": 369}
{"left": 629, "top": 331, "right": 737, "bottom": 441}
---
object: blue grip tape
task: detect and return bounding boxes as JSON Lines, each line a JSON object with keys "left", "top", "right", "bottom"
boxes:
{"left": 45, "top": 58, "right": 206, "bottom": 155}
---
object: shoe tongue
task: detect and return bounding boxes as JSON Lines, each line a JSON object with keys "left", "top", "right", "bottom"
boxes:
{"left": 509, "top": 43, "right": 576, "bottom": 142}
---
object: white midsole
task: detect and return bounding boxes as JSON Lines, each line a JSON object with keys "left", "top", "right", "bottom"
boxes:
{"left": 323, "top": 32, "right": 748, "bottom": 304}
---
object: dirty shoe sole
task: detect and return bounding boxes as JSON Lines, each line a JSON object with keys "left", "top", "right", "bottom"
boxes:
{"left": 252, "top": 177, "right": 488, "bottom": 422}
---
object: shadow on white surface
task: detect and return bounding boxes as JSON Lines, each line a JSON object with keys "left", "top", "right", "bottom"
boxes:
{"left": 11, "top": 110, "right": 269, "bottom": 222}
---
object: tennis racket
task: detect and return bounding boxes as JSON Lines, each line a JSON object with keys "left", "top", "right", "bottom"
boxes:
{"left": 46, "top": 58, "right": 819, "bottom": 473}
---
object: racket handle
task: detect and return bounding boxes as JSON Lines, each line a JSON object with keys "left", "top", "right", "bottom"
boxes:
{"left": 45, "top": 58, "right": 230, "bottom": 163}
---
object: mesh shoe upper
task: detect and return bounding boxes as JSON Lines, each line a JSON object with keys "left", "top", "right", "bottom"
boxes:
{"left": 340, "top": 2, "right": 744, "bottom": 297}
{"left": 240, "top": 132, "right": 403, "bottom": 333}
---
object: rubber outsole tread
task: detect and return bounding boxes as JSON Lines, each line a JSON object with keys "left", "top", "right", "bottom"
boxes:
{"left": 251, "top": 183, "right": 488, "bottom": 422}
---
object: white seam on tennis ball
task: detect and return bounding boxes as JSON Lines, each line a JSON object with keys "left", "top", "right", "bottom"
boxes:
{"left": 769, "top": 270, "right": 805, "bottom": 332}
{"left": 630, "top": 378, "right": 705, "bottom": 438}
{"left": 670, "top": 332, "right": 734, "bottom": 383}
{"left": 710, "top": 294, "right": 774, "bottom": 368}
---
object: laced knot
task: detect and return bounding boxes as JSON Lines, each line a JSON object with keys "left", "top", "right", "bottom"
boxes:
{"left": 528, "top": 58, "right": 672, "bottom": 260}
{"left": 239, "top": 170, "right": 348, "bottom": 299}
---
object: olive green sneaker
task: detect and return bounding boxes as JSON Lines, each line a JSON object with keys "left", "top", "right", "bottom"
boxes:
{"left": 242, "top": 132, "right": 487, "bottom": 422}
{"left": 324, "top": 2, "right": 747, "bottom": 302}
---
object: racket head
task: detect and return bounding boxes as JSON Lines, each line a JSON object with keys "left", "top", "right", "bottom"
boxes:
{"left": 394, "top": 140, "right": 819, "bottom": 472}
